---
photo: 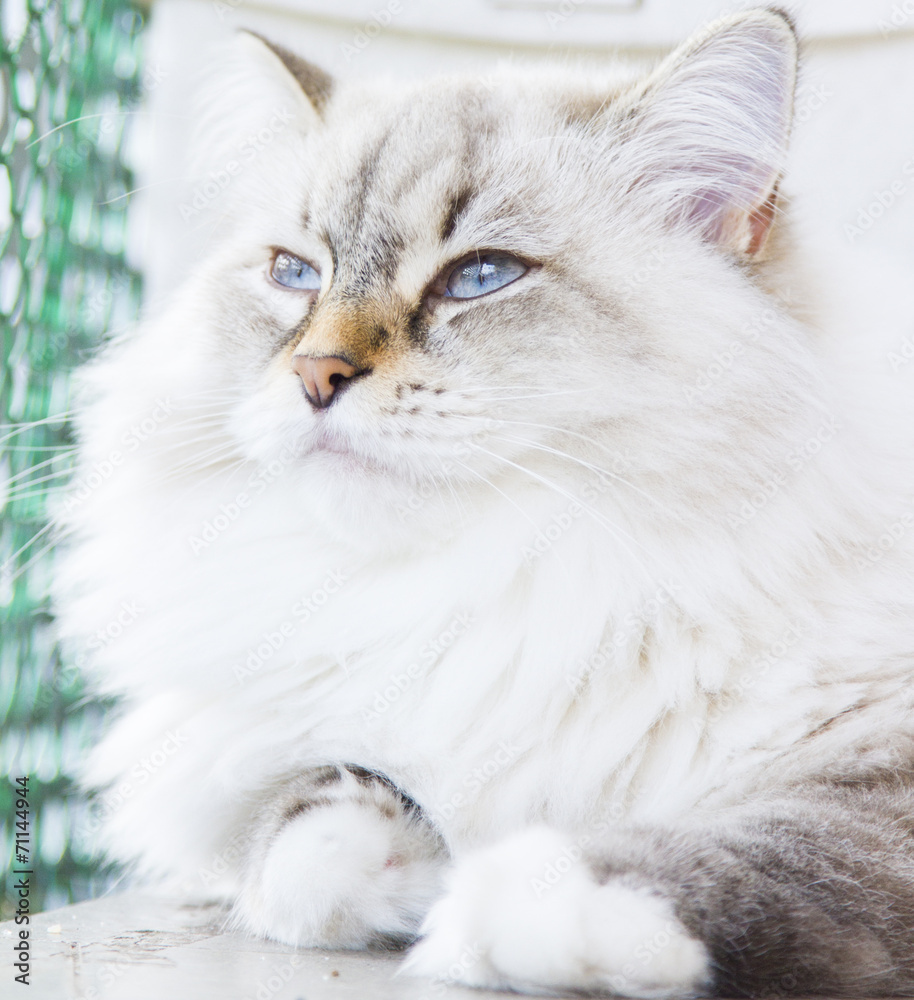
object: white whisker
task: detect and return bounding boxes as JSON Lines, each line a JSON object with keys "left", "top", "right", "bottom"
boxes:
{"left": 2, "top": 444, "right": 76, "bottom": 453}
{"left": 0, "top": 414, "right": 71, "bottom": 444}
{"left": 2, "top": 454, "right": 74, "bottom": 489}
{"left": 450, "top": 458, "right": 576, "bottom": 586}
{"left": 2, "top": 534, "right": 73, "bottom": 592}
{"left": 1, "top": 522, "right": 58, "bottom": 577}
{"left": 3, "top": 468, "right": 75, "bottom": 493}
{"left": 496, "top": 432, "right": 685, "bottom": 522}
{"left": 2, "top": 486, "right": 68, "bottom": 505}
{"left": 469, "top": 443, "right": 659, "bottom": 581}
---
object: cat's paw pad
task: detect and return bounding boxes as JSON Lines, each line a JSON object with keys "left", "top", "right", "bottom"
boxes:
{"left": 405, "top": 826, "right": 710, "bottom": 999}
{"left": 236, "top": 769, "right": 444, "bottom": 948}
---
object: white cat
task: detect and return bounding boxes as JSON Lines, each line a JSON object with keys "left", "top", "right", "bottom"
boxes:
{"left": 57, "top": 8, "right": 914, "bottom": 996}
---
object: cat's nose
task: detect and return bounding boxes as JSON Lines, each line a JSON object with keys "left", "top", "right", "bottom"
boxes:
{"left": 292, "top": 354, "right": 359, "bottom": 409}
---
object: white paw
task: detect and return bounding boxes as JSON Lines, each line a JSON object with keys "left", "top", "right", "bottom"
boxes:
{"left": 405, "top": 827, "right": 711, "bottom": 999}
{"left": 236, "top": 775, "right": 444, "bottom": 948}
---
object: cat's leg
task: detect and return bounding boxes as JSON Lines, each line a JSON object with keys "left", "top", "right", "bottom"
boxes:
{"left": 235, "top": 764, "right": 447, "bottom": 948}
{"left": 407, "top": 781, "right": 914, "bottom": 997}
{"left": 407, "top": 826, "right": 709, "bottom": 999}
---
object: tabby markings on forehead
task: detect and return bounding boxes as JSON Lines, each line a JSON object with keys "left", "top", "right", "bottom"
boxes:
{"left": 440, "top": 188, "right": 474, "bottom": 244}
{"left": 349, "top": 122, "right": 398, "bottom": 234}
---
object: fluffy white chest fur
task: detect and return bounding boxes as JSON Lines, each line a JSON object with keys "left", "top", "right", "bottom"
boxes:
{"left": 56, "top": 8, "right": 914, "bottom": 997}
{"left": 62, "top": 309, "right": 914, "bottom": 889}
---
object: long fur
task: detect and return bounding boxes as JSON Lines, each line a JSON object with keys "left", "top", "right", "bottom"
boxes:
{"left": 55, "top": 8, "right": 914, "bottom": 995}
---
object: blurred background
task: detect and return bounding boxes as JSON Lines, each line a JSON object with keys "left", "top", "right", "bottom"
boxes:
{"left": 1, "top": 0, "right": 144, "bottom": 917}
{"left": 2, "top": 0, "right": 914, "bottom": 918}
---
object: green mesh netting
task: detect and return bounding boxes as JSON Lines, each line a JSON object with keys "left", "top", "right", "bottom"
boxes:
{"left": 1, "top": 0, "right": 144, "bottom": 918}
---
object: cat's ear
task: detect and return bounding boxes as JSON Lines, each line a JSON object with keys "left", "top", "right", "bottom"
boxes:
{"left": 623, "top": 8, "right": 797, "bottom": 258}
{"left": 239, "top": 30, "right": 333, "bottom": 120}
{"left": 181, "top": 33, "right": 334, "bottom": 232}
{"left": 236, "top": 32, "right": 333, "bottom": 122}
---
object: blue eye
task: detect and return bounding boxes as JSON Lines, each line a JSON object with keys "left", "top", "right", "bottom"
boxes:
{"left": 444, "top": 253, "right": 528, "bottom": 299}
{"left": 272, "top": 251, "right": 321, "bottom": 290}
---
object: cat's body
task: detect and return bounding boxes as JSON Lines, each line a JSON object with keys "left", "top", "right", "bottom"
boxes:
{"left": 56, "top": 8, "right": 914, "bottom": 996}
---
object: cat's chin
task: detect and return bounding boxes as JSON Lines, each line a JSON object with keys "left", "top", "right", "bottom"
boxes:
{"left": 285, "top": 445, "right": 467, "bottom": 545}
{"left": 305, "top": 420, "right": 388, "bottom": 464}
{"left": 309, "top": 435, "right": 357, "bottom": 459}
{"left": 293, "top": 448, "right": 376, "bottom": 494}
{"left": 296, "top": 424, "right": 421, "bottom": 483}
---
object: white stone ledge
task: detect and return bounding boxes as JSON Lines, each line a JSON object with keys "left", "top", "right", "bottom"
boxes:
{"left": 0, "top": 892, "right": 525, "bottom": 1000}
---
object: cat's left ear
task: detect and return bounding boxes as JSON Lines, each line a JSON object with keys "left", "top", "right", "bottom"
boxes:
{"left": 238, "top": 32, "right": 334, "bottom": 122}
{"left": 623, "top": 8, "right": 798, "bottom": 258}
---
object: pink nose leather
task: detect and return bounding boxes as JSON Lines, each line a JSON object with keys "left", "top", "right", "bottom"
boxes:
{"left": 292, "top": 354, "right": 359, "bottom": 409}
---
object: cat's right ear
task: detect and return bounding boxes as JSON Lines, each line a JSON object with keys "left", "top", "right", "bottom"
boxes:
{"left": 236, "top": 32, "right": 333, "bottom": 123}
{"left": 189, "top": 32, "right": 332, "bottom": 164}
{"left": 619, "top": 8, "right": 798, "bottom": 259}
{"left": 171, "top": 32, "right": 335, "bottom": 246}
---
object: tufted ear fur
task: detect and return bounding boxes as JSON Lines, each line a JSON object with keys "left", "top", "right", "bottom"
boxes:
{"left": 620, "top": 8, "right": 797, "bottom": 258}
{"left": 179, "top": 32, "right": 334, "bottom": 235}
{"left": 239, "top": 32, "right": 333, "bottom": 119}
{"left": 192, "top": 32, "right": 332, "bottom": 153}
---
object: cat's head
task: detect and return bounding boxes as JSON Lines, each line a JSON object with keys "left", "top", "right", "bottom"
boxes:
{"left": 158, "top": 9, "right": 810, "bottom": 539}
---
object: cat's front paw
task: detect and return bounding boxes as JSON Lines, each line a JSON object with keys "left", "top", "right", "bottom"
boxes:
{"left": 236, "top": 766, "right": 446, "bottom": 948}
{"left": 405, "top": 827, "right": 710, "bottom": 999}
